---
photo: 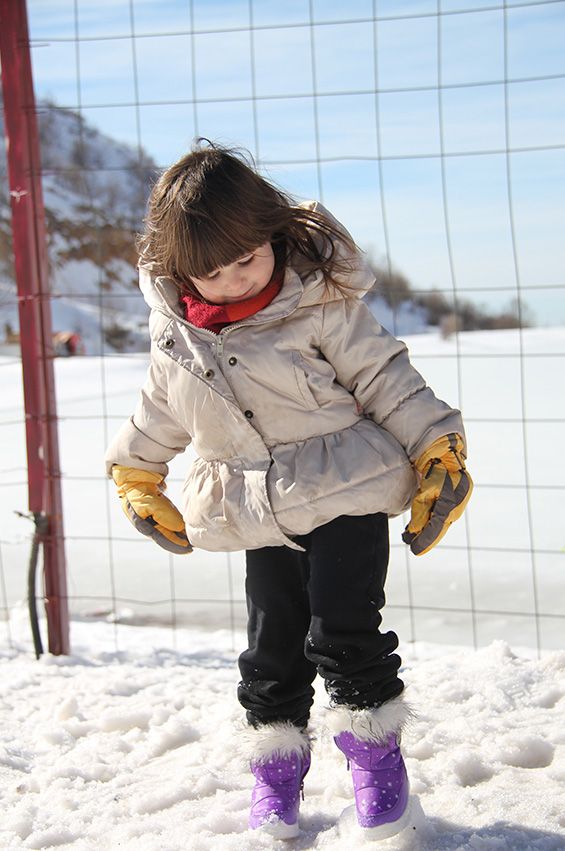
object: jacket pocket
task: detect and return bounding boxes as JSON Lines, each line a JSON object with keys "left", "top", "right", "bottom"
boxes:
{"left": 183, "top": 458, "right": 235, "bottom": 530}
{"left": 291, "top": 352, "right": 320, "bottom": 411}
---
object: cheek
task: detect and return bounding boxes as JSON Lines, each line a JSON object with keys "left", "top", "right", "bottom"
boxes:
{"left": 189, "top": 279, "right": 212, "bottom": 298}
{"left": 261, "top": 255, "right": 276, "bottom": 281}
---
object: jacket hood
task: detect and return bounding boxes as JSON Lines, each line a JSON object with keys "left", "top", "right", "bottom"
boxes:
{"left": 291, "top": 200, "right": 376, "bottom": 307}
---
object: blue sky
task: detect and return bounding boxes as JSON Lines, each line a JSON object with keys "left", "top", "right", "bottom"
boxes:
{"left": 25, "top": 0, "right": 565, "bottom": 324}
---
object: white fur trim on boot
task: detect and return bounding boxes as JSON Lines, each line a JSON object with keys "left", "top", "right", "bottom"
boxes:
{"left": 238, "top": 721, "right": 311, "bottom": 763}
{"left": 327, "top": 696, "right": 414, "bottom": 744}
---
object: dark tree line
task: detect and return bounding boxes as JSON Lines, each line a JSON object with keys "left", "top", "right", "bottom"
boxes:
{"left": 368, "top": 265, "right": 532, "bottom": 333}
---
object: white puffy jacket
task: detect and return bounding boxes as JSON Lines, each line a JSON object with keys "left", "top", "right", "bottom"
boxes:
{"left": 105, "top": 203, "right": 464, "bottom": 552}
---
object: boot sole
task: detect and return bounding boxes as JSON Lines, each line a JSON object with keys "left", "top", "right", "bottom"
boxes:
{"left": 337, "top": 796, "right": 415, "bottom": 840}
{"left": 252, "top": 818, "right": 299, "bottom": 840}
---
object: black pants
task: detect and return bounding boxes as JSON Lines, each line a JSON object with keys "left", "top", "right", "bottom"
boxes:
{"left": 237, "top": 513, "right": 403, "bottom": 729}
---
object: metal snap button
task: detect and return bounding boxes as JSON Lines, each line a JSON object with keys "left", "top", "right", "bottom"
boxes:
{"left": 244, "top": 410, "right": 253, "bottom": 419}
{"left": 164, "top": 339, "right": 174, "bottom": 348}
{"left": 228, "top": 356, "right": 237, "bottom": 366}
{"left": 204, "top": 368, "right": 215, "bottom": 379}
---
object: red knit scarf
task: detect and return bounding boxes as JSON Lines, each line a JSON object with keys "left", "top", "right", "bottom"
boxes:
{"left": 182, "top": 275, "right": 282, "bottom": 333}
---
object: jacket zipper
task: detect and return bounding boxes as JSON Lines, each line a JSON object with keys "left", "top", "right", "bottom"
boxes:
{"left": 215, "top": 333, "right": 224, "bottom": 359}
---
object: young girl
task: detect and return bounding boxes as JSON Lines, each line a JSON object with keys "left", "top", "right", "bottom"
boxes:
{"left": 106, "top": 141, "right": 472, "bottom": 840}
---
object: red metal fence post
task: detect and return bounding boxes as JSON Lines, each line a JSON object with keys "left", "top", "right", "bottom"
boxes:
{"left": 0, "top": 0, "right": 70, "bottom": 654}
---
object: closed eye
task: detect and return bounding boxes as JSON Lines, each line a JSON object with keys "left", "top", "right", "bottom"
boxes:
{"left": 205, "top": 254, "right": 254, "bottom": 280}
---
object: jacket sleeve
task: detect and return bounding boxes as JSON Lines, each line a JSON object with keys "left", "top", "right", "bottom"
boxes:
{"left": 319, "top": 297, "right": 466, "bottom": 462}
{"left": 104, "top": 347, "right": 192, "bottom": 477}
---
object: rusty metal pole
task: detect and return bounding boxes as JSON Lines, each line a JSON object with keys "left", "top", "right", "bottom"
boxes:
{"left": 0, "top": 0, "right": 69, "bottom": 654}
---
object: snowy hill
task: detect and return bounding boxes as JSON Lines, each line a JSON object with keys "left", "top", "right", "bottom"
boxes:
{"left": 1, "top": 96, "right": 435, "bottom": 354}
{"left": 0, "top": 95, "right": 156, "bottom": 353}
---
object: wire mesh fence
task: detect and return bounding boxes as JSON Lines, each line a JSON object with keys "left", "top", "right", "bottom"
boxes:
{"left": 1, "top": 0, "right": 564, "bottom": 655}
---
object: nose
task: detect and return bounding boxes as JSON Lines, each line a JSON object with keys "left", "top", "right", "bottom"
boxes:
{"left": 227, "top": 269, "right": 248, "bottom": 291}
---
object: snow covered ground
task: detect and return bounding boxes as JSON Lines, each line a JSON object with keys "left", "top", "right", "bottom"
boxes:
{"left": 0, "top": 326, "right": 564, "bottom": 848}
{"left": 0, "top": 615, "right": 564, "bottom": 850}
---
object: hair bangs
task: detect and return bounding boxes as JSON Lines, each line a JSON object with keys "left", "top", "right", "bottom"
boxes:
{"left": 180, "top": 204, "right": 273, "bottom": 281}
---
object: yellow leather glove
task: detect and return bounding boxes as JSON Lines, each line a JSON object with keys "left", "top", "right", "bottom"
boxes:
{"left": 402, "top": 433, "right": 473, "bottom": 556}
{"left": 111, "top": 465, "right": 192, "bottom": 555}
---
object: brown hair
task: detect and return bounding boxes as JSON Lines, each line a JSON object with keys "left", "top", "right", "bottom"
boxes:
{"left": 137, "top": 140, "right": 359, "bottom": 298}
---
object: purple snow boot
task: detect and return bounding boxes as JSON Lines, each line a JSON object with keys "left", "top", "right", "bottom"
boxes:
{"left": 250, "top": 750, "right": 311, "bottom": 838}
{"left": 331, "top": 699, "right": 412, "bottom": 839}
{"left": 334, "top": 731, "right": 410, "bottom": 835}
{"left": 246, "top": 722, "right": 311, "bottom": 839}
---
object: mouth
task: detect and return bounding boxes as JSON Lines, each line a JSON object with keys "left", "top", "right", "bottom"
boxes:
{"left": 227, "top": 286, "right": 255, "bottom": 303}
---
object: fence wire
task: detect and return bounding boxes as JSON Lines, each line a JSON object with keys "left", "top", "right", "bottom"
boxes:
{"left": 1, "top": 0, "right": 564, "bottom": 656}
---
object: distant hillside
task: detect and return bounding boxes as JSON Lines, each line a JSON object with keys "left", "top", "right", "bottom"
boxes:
{"left": 366, "top": 265, "right": 530, "bottom": 338}
{"left": 0, "top": 95, "right": 156, "bottom": 353}
{"left": 1, "top": 95, "right": 527, "bottom": 352}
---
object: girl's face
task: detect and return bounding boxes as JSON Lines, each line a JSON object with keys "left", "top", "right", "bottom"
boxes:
{"left": 189, "top": 242, "right": 276, "bottom": 304}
